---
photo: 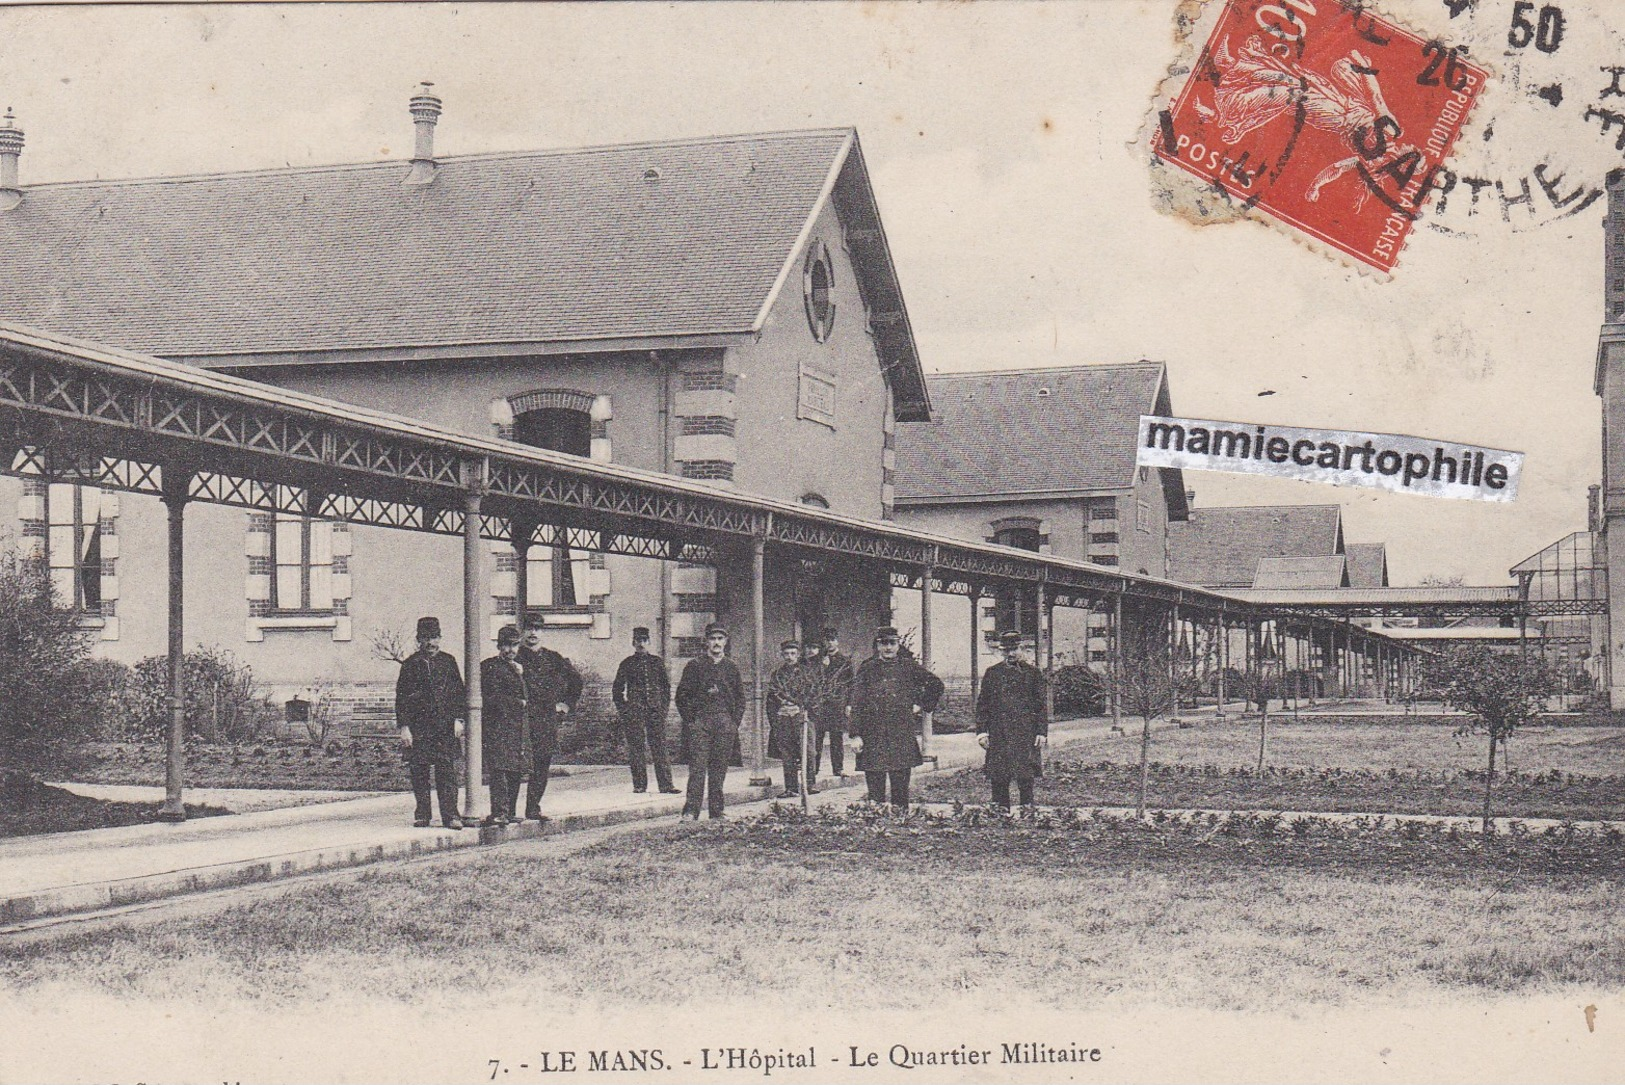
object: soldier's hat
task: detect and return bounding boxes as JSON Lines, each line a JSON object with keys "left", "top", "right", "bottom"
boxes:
{"left": 999, "top": 631, "right": 1024, "bottom": 650}
{"left": 780, "top": 639, "right": 801, "bottom": 651}
{"left": 704, "top": 622, "right": 730, "bottom": 639}
{"left": 497, "top": 624, "right": 522, "bottom": 646}
{"left": 632, "top": 626, "right": 651, "bottom": 642}
{"left": 416, "top": 616, "right": 442, "bottom": 639}
{"left": 523, "top": 611, "right": 547, "bottom": 631}
{"left": 874, "top": 625, "right": 900, "bottom": 641}
{"left": 820, "top": 626, "right": 840, "bottom": 642}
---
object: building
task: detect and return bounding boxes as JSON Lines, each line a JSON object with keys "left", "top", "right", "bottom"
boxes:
{"left": 1595, "top": 172, "right": 1625, "bottom": 708}
{"left": 891, "top": 362, "right": 1189, "bottom": 676}
{"left": 0, "top": 92, "right": 931, "bottom": 709}
{"left": 1167, "top": 504, "right": 1346, "bottom": 590}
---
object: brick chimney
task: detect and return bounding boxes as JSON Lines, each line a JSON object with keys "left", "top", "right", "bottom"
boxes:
{"left": 0, "top": 108, "right": 23, "bottom": 211}
{"left": 403, "top": 82, "right": 442, "bottom": 186}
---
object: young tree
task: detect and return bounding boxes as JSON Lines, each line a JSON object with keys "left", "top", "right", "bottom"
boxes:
{"left": 1424, "top": 646, "right": 1555, "bottom": 835}
{"left": 1102, "top": 620, "right": 1206, "bottom": 817}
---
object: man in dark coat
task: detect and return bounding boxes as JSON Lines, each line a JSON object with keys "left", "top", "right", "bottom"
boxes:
{"left": 766, "top": 640, "right": 819, "bottom": 797}
{"left": 612, "top": 626, "right": 677, "bottom": 795}
{"left": 395, "top": 616, "right": 466, "bottom": 829}
{"left": 977, "top": 631, "right": 1050, "bottom": 808}
{"left": 674, "top": 622, "right": 744, "bottom": 820}
{"left": 517, "top": 615, "right": 584, "bottom": 821}
{"left": 808, "top": 627, "right": 854, "bottom": 779}
{"left": 480, "top": 624, "right": 529, "bottom": 826}
{"left": 848, "top": 626, "right": 944, "bottom": 808}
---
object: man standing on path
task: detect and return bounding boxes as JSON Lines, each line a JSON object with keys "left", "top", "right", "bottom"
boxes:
{"left": 809, "top": 628, "right": 854, "bottom": 780}
{"left": 976, "top": 631, "right": 1049, "bottom": 809}
{"left": 766, "top": 640, "right": 818, "bottom": 797}
{"left": 612, "top": 626, "right": 677, "bottom": 794}
{"left": 395, "top": 616, "right": 466, "bottom": 830}
{"left": 517, "top": 615, "right": 584, "bottom": 822}
{"left": 848, "top": 625, "right": 944, "bottom": 809}
{"left": 674, "top": 623, "right": 744, "bottom": 820}
{"left": 480, "top": 624, "right": 529, "bottom": 826}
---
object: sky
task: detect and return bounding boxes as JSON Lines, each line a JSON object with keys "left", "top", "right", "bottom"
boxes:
{"left": 0, "top": 0, "right": 1614, "bottom": 586}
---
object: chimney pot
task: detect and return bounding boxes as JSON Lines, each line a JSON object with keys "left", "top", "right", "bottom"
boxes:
{"left": 0, "top": 107, "right": 23, "bottom": 210}
{"left": 404, "top": 82, "right": 442, "bottom": 186}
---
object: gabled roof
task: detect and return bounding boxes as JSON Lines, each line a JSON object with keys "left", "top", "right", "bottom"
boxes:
{"left": 1168, "top": 504, "right": 1344, "bottom": 589}
{"left": 1252, "top": 555, "right": 1349, "bottom": 589}
{"left": 1344, "top": 543, "right": 1390, "bottom": 588}
{"left": 893, "top": 363, "right": 1186, "bottom": 509}
{"left": 0, "top": 127, "right": 930, "bottom": 418}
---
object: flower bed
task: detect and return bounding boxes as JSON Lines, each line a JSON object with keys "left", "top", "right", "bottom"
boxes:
{"left": 43, "top": 741, "right": 411, "bottom": 792}
{"left": 0, "top": 782, "right": 229, "bottom": 839}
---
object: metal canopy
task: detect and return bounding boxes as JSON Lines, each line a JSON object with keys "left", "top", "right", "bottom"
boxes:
{"left": 0, "top": 322, "right": 1416, "bottom": 654}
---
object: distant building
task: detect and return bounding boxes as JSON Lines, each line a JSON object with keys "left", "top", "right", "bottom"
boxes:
{"left": 1168, "top": 504, "right": 1346, "bottom": 590}
{"left": 1345, "top": 543, "right": 1390, "bottom": 589}
{"left": 892, "top": 363, "right": 1189, "bottom": 674}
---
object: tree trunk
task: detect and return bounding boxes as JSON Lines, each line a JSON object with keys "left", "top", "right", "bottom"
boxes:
{"left": 1482, "top": 729, "right": 1497, "bottom": 837}
{"left": 1137, "top": 714, "right": 1152, "bottom": 819}
{"left": 1256, "top": 703, "right": 1269, "bottom": 774}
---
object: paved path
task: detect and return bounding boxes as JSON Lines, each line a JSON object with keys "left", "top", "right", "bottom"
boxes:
{"left": 1, "top": 719, "right": 1121, "bottom": 930}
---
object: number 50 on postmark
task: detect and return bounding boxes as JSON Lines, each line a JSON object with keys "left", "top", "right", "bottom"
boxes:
{"left": 1152, "top": 0, "right": 1488, "bottom": 272}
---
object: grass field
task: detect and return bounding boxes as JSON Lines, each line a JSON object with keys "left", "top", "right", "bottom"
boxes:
{"left": 2, "top": 808, "right": 1619, "bottom": 1013}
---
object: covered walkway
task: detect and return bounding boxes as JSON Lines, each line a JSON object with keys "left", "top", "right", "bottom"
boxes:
{"left": 0, "top": 323, "right": 1423, "bottom": 820}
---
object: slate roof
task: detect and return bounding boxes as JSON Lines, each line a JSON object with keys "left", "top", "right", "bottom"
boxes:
{"left": 1167, "top": 505, "right": 1344, "bottom": 589}
{"left": 0, "top": 127, "right": 930, "bottom": 417}
{"left": 1252, "top": 555, "right": 1350, "bottom": 589}
{"left": 893, "top": 363, "right": 1180, "bottom": 502}
{"left": 1344, "top": 543, "right": 1390, "bottom": 588}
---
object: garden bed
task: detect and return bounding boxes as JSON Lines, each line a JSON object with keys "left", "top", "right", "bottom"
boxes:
{"left": 0, "top": 781, "right": 229, "bottom": 839}
{"left": 917, "top": 758, "right": 1625, "bottom": 821}
{"left": 42, "top": 741, "right": 413, "bottom": 792}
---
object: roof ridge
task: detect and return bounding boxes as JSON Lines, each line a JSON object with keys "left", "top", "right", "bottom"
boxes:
{"left": 16, "top": 125, "right": 859, "bottom": 193}
{"left": 1188, "top": 504, "right": 1343, "bottom": 513}
{"left": 926, "top": 361, "right": 1165, "bottom": 381}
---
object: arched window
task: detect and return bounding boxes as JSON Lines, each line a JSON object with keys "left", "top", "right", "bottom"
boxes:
{"left": 991, "top": 519, "right": 1041, "bottom": 638}
{"left": 800, "top": 493, "right": 830, "bottom": 509}
{"left": 514, "top": 397, "right": 593, "bottom": 610}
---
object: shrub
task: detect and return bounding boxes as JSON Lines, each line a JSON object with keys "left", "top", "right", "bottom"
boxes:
{"left": 0, "top": 545, "right": 97, "bottom": 769}
{"left": 128, "top": 646, "right": 274, "bottom": 742}
{"left": 1052, "top": 664, "right": 1106, "bottom": 716}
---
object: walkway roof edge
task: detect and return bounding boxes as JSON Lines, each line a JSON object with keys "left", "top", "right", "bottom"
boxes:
{"left": 0, "top": 322, "right": 1412, "bottom": 641}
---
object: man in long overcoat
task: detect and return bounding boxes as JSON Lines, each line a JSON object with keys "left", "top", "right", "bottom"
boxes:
{"left": 807, "top": 628, "right": 854, "bottom": 780}
{"left": 612, "top": 625, "right": 677, "bottom": 794}
{"left": 395, "top": 615, "right": 466, "bottom": 829}
{"left": 480, "top": 624, "right": 529, "bottom": 826}
{"left": 674, "top": 622, "right": 744, "bottom": 820}
{"left": 847, "top": 625, "right": 944, "bottom": 808}
{"left": 977, "top": 631, "right": 1050, "bottom": 808}
{"left": 766, "top": 640, "right": 819, "bottom": 797}
{"left": 517, "top": 615, "right": 584, "bottom": 821}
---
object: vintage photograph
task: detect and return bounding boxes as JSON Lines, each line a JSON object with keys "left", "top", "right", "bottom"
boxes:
{"left": 0, "top": 1, "right": 1619, "bottom": 1081}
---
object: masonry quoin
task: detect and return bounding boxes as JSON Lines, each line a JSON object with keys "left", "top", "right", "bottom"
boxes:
{"left": 1135, "top": 415, "right": 1522, "bottom": 502}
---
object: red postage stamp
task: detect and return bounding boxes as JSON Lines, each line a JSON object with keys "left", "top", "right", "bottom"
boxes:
{"left": 1153, "top": 0, "right": 1487, "bottom": 272}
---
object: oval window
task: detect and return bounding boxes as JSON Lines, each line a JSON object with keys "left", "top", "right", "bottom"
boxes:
{"left": 803, "top": 241, "right": 836, "bottom": 343}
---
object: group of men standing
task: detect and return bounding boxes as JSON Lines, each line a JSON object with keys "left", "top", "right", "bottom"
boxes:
{"left": 393, "top": 616, "right": 1051, "bottom": 829}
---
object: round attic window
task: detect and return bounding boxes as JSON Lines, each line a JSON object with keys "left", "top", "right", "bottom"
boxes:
{"left": 803, "top": 240, "right": 836, "bottom": 343}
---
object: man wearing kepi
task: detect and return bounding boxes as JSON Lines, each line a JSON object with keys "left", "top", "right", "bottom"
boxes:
{"left": 395, "top": 616, "right": 466, "bottom": 830}
{"left": 848, "top": 625, "right": 944, "bottom": 809}
{"left": 612, "top": 626, "right": 677, "bottom": 795}
{"left": 675, "top": 622, "right": 744, "bottom": 820}
{"left": 977, "top": 631, "right": 1049, "bottom": 809}
{"left": 809, "top": 627, "right": 854, "bottom": 780}
{"left": 480, "top": 624, "right": 529, "bottom": 827}
{"left": 766, "top": 639, "right": 819, "bottom": 797}
{"left": 517, "top": 614, "right": 583, "bottom": 822}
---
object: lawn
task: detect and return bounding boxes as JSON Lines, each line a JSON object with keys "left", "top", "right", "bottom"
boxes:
{"left": 0, "top": 783, "right": 228, "bottom": 839}
{"left": 2, "top": 807, "right": 1619, "bottom": 1014}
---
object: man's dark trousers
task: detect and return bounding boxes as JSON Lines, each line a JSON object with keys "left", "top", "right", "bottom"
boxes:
{"left": 624, "top": 709, "right": 674, "bottom": 792}
{"left": 409, "top": 759, "right": 459, "bottom": 823}
{"left": 991, "top": 776, "right": 1035, "bottom": 807}
{"left": 525, "top": 748, "right": 553, "bottom": 817}
{"left": 490, "top": 769, "right": 523, "bottom": 819}
{"left": 865, "top": 769, "right": 911, "bottom": 806}
{"left": 684, "top": 714, "right": 733, "bottom": 817}
{"left": 815, "top": 728, "right": 844, "bottom": 777}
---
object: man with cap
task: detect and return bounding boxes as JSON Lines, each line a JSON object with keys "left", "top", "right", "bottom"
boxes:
{"left": 976, "top": 631, "right": 1050, "bottom": 808}
{"left": 480, "top": 624, "right": 529, "bottom": 826}
{"left": 612, "top": 626, "right": 677, "bottom": 794}
{"left": 847, "top": 625, "right": 944, "bottom": 809}
{"left": 808, "top": 628, "right": 854, "bottom": 780}
{"left": 517, "top": 615, "right": 584, "bottom": 821}
{"left": 766, "top": 639, "right": 819, "bottom": 797}
{"left": 395, "top": 616, "right": 466, "bottom": 829}
{"left": 674, "top": 622, "right": 745, "bottom": 819}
